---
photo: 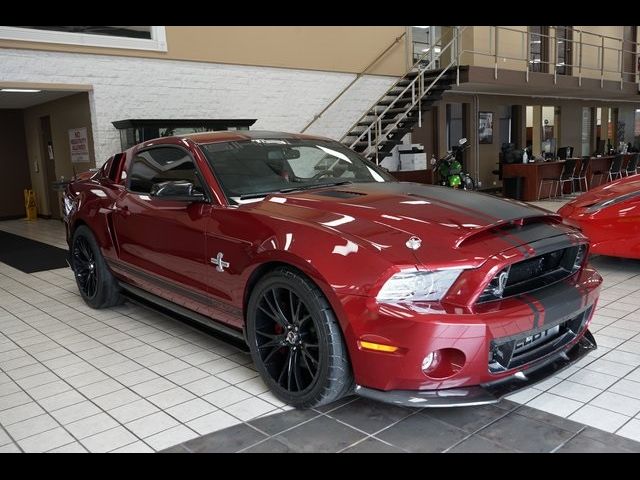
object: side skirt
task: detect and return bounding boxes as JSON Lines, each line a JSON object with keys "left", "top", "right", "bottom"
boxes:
{"left": 119, "top": 282, "right": 248, "bottom": 350}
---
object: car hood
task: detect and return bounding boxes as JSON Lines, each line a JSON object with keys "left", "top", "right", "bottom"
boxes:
{"left": 244, "top": 182, "right": 564, "bottom": 269}
{"left": 563, "top": 175, "right": 640, "bottom": 209}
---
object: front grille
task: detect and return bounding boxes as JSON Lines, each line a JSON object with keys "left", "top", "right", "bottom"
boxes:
{"left": 488, "top": 306, "right": 592, "bottom": 373}
{"left": 478, "top": 244, "right": 586, "bottom": 303}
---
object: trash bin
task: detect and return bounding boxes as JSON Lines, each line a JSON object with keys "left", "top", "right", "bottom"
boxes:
{"left": 503, "top": 176, "right": 524, "bottom": 200}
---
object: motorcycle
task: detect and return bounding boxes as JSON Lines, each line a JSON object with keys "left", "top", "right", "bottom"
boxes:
{"left": 431, "top": 138, "right": 476, "bottom": 190}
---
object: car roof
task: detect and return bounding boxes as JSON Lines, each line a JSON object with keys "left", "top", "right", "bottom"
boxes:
{"left": 180, "top": 130, "right": 331, "bottom": 145}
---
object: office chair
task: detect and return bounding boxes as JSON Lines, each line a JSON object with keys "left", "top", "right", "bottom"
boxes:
{"left": 538, "top": 158, "right": 577, "bottom": 200}
{"left": 573, "top": 156, "right": 591, "bottom": 192}
{"left": 623, "top": 153, "right": 639, "bottom": 176}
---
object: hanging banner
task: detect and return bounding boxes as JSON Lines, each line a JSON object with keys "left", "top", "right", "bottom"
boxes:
{"left": 68, "top": 127, "right": 90, "bottom": 163}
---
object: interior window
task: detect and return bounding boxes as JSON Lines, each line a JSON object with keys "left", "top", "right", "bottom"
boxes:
{"left": 128, "top": 147, "right": 203, "bottom": 194}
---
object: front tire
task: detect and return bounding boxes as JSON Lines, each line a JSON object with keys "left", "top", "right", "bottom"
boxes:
{"left": 246, "top": 267, "right": 353, "bottom": 408}
{"left": 70, "top": 225, "right": 123, "bottom": 309}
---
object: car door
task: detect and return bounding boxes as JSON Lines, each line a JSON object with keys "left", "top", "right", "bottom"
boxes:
{"left": 111, "top": 145, "right": 212, "bottom": 312}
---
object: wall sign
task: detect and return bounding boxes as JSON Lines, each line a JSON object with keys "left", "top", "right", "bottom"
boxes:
{"left": 68, "top": 127, "right": 90, "bottom": 163}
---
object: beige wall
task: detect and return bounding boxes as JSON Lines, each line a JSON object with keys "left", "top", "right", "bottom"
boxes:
{"left": 0, "top": 110, "right": 31, "bottom": 218}
{"left": 459, "top": 26, "right": 636, "bottom": 83}
{"left": 23, "top": 93, "right": 95, "bottom": 215}
{"left": 0, "top": 26, "right": 408, "bottom": 76}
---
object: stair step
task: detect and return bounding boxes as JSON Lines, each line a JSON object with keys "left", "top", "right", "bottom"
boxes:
{"left": 352, "top": 139, "right": 401, "bottom": 150}
{"left": 376, "top": 97, "right": 413, "bottom": 107}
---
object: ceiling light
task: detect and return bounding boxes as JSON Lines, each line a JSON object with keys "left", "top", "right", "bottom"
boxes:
{"left": 1, "top": 88, "right": 42, "bottom": 93}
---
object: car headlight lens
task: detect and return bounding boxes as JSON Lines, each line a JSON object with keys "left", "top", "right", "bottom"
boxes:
{"left": 376, "top": 269, "right": 464, "bottom": 302}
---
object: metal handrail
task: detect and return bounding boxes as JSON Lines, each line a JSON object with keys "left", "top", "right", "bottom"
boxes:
{"left": 339, "top": 28, "right": 457, "bottom": 146}
{"left": 300, "top": 31, "right": 406, "bottom": 133}
{"left": 342, "top": 27, "right": 467, "bottom": 162}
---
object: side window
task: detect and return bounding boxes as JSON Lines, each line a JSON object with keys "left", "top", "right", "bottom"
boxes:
{"left": 128, "top": 147, "right": 203, "bottom": 194}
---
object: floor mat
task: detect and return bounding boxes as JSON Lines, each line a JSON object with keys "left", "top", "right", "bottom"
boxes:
{"left": 0, "top": 230, "right": 69, "bottom": 273}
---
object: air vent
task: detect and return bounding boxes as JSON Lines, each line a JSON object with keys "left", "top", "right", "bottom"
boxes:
{"left": 315, "top": 190, "right": 366, "bottom": 199}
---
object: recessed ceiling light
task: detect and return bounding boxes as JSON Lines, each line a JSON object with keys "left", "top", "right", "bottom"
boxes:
{"left": 1, "top": 88, "right": 42, "bottom": 93}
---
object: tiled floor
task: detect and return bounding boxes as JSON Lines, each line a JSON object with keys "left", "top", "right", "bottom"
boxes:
{"left": 163, "top": 397, "right": 640, "bottom": 453}
{"left": 2, "top": 213, "right": 640, "bottom": 452}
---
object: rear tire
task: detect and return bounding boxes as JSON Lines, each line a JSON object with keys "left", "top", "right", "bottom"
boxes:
{"left": 246, "top": 267, "right": 353, "bottom": 409}
{"left": 70, "top": 225, "right": 123, "bottom": 309}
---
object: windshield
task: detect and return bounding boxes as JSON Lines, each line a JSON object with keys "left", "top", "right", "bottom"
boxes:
{"left": 199, "top": 138, "right": 395, "bottom": 204}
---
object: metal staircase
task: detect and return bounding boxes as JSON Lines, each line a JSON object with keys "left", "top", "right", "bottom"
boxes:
{"left": 340, "top": 27, "right": 467, "bottom": 163}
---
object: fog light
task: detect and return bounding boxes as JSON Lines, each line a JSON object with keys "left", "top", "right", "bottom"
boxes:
{"left": 422, "top": 351, "right": 441, "bottom": 374}
{"left": 421, "top": 348, "right": 466, "bottom": 379}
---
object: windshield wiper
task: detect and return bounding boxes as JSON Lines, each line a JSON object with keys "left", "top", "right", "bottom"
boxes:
{"left": 239, "top": 181, "right": 353, "bottom": 200}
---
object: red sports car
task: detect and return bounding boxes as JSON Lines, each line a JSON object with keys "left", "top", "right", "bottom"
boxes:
{"left": 63, "top": 131, "right": 601, "bottom": 408}
{"left": 558, "top": 175, "right": 640, "bottom": 259}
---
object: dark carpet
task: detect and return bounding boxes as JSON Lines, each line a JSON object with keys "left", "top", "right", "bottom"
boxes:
{"left": 0, "top": 230, "right": 69, "bottom": 273}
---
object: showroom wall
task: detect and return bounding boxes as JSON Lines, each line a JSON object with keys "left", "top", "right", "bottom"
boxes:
{"left": 0, "top": 109, "right": 31, "bottom": 218}
{"left": 0, "top": 49, "right": 396, "bottom": 165}
{"left": 0, "top": 27, "right": 408, "bottom": 76}
{"left": 22, "top": 93, "right": 95, "bottom": 216}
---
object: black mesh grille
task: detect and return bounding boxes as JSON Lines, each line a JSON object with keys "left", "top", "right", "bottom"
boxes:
{"left": 478, "top": 244, "right": 587, "bottom": 303}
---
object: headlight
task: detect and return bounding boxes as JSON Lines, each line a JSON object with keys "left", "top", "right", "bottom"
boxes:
{"left": 62, "top": 194, "right": 77, "bottom": 217}
{"left": 376, "top": 269, "right": 464, "bottom": 302}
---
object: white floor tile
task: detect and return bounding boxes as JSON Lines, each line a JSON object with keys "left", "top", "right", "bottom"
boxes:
{"left": 125, "top": 411, "right": 179, "bottom": 438}
{"left": 0, "top": 402, "right": 45, "bottom": 426}
{"left": 108, "top": 399, "right": 159, "bottom": 424}
{"left": 110, "top": 440, "right": 154, "bottom": 453}
{"left": 504, "top": 387, "right": 543, "bottom": 404}
{"left": 147, "top": 387, "right": 196, "bottom": 410}
{"left": 223, "top": 397, "right": 277, "bottom": 421}
{"left": 568, "top": 404, "right": 630, "bottom": 433}
{"left": 526, "top": 392, "right": 583, "bottom": 418}
{"left": 165, "top": 398, "right": 218, "bottom": 423}
{"left": 609, "top": 379, "right": 640, "bottom": 400}
{"left": 81, "top": 426, "right": 139, "bottom": 453}
{"left": 183, "top": 376, "right": 229, "bottom": 396}
{"left": 548, "top": 380, "right": 602, "bottom": 402}
{"left": 202, "top": 385, "right": 253, "bottom": 408}
{"left": 567, "top": 369, "right": 619, "bottom": 390}
{"left": 5, "top": 414, "right": 58, "bottom": 440}
{"left": 616, "top": 418, "right": 640, "bottom": 442}
{"left": 0, "top": 443, "right": 21, "bottom": 453}
{"left": 590, "top": 391, "right": 640, "bottom": 417}
{"left": 51, "top": 400, "right": 102, "bottom": 425}
{"left": 66, "top": 412, "right": 119, "bottom": 439}
{"left": 583, "top": 358, "right": 636, "bottom": 377}
{"left": 186, "top": 410, "right": 241, "bottom": 435}
{"left": 144, "top": 424, "right": 199, "bottom": 451}
{"left": 48, "top": 441, "right": 87, "bottom": 453}
{"left": 17, "top": 427, "right": 74, "bottom": 453}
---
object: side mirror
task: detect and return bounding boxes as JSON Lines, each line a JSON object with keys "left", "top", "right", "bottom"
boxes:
{"left": 150, "top": 180, "right": 206, "bottom": 202}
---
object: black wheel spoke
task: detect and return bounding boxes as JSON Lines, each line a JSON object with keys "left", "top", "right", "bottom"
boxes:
{"left": 270, "top": 289, "right": 289, "bottom": 323}
{"left": 257, "top": 336, "right": 285, "bottom": 350}
{"left": 73, "top": 237, "right": 98, "bottom": 299}
{"left": 300, "top": 348, "right": 317, "bottom": 375}
{"left": 263, "top": 345, "right": 282, "bottom": 365}
{"left": 254, "top": 283, "right": 322, "bottom": 395}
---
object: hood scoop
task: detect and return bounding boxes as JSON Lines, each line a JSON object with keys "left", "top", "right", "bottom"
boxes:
{"left": 315, "top": 190, "right": 367, "bottom": 199}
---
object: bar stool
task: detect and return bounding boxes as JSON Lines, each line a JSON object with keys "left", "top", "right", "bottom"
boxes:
{"left": 623, "top": 153, "right": 639, "bottom": 176}
{"left": 573, "top": 156, "right": 591, "bottom": 192}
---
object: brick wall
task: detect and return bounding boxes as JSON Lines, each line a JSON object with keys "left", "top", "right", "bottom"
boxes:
{"left": 0, "top": 49, "right": 396, "bottom": 165}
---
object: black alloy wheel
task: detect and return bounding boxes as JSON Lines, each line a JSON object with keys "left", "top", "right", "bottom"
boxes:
{"left": 70, "top": 225, "right": 122, "bottom": 309}
{"left": 247, "top": 267, "right": 353, "bottom": 408}
{"left": 255, "top": 286, "right": 320, "bottom": 393}
{"left": 72, "top": 235, "right": 98, "bottom": 299}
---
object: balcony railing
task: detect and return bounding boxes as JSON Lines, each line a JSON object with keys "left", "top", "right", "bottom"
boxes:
{"left": 455, "top": 26, "right": 639, "bottom": 89}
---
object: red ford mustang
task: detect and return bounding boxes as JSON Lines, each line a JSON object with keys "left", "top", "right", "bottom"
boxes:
{"left": 63, "top": 131, "right": 601, "bottom": 408}
{"left": 558, "top": 174, "right": 640, "bottom": 259}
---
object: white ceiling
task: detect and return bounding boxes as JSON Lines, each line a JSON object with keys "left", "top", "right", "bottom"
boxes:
{"left": 0, "top": 90, "right": 81, "bottom": 109}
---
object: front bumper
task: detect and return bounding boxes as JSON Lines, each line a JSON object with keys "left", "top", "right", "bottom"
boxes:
{"left": 355, "top": 330, "right": 596, "bottom": 407}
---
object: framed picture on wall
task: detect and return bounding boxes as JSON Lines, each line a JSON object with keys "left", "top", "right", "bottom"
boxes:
{"left": 479, "top": 112, "right": 493, "bottom": 144}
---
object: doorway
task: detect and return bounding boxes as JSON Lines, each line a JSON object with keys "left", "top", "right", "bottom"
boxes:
{"left": 39, "top": 116, "right": 60, "bottom": 219}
